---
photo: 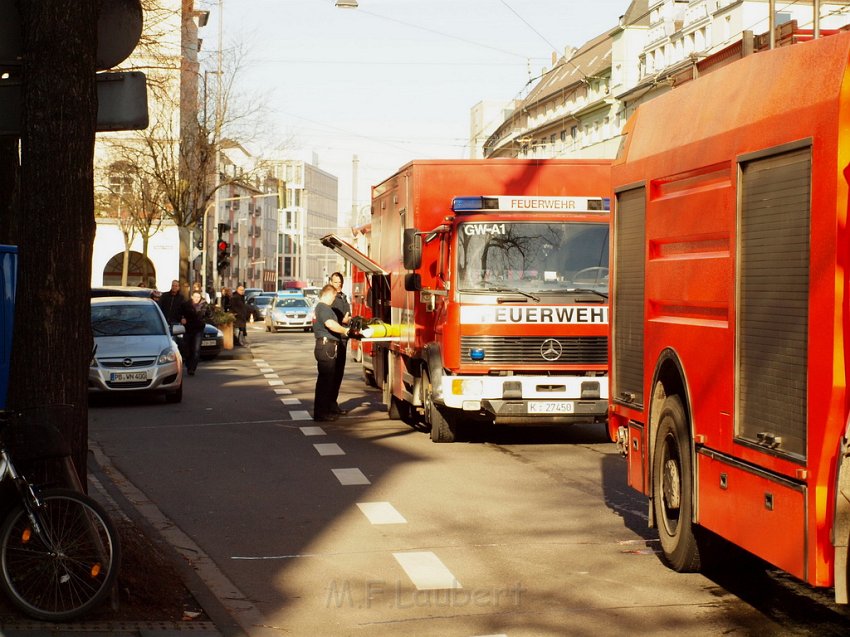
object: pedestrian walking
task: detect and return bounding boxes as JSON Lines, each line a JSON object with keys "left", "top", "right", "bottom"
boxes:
{"left": 179, "top": 290, "right": 210, "bottom": 376}
{"left": 158, "top": 280, "right": 185, "bottom": 327}
{"left": 312, "top": 284, "right": 351, "bottom": 421}
{"left": 220, "top": 287, "right": 232, "bottom": 312}
{"left": 230, "top": 285, "right": 249, "bottom": 346}
{"left": 329, "top": 272, "right": 351, "bottom": 415}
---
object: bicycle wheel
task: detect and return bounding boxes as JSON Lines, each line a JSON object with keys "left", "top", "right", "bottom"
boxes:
{"left": 0, "top": 488, "right": 121, "bottom": 622}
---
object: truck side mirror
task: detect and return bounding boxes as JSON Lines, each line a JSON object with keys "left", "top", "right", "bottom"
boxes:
{"left": 403, "top": 228, "right": 422, "bottom": 270}
{"left": 404, "top": 273, "right": 422, "bottom": 292}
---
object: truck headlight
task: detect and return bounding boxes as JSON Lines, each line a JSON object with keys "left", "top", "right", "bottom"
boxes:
{"left": 452, "top": 379, "right": 482, "bottom": 396}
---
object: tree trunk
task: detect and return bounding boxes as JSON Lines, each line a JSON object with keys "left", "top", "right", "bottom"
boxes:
{"left": 179, "top": 225, "right": 191, "bottom": 285}
{"left": 10, "top": 0, "right": 99, "bottom": 486}
{"left": 122, "top": 231, "right": 131, "bottom": 285}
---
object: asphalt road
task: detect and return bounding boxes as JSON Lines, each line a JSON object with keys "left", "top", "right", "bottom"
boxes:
{"left": 88, "top": 325, "right": 850, "bottom": 637}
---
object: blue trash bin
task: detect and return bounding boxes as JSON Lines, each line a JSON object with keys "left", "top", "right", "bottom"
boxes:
{"left": 0, "top": 246, "right": 18, "bottom": 409}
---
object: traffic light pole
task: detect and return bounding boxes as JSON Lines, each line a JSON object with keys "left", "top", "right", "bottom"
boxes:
{"left": 199, "top": 193, "right": 279, "bottom": 295}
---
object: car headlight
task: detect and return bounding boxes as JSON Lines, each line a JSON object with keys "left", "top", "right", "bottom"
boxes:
{"left": 158, "top": 346, "right": 178, "bottom": 365}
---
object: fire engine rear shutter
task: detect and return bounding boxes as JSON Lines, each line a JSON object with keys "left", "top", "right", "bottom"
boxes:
{"left": 613, "top": 186, "right": 646, "bottom": 407}
{"left": 737, "top": 146, "right": 810, "bottom": 461}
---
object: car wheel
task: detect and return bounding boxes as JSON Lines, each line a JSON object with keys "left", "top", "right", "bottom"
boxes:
{"left": 165, "top": 385, "right": 183, "bottom": 403}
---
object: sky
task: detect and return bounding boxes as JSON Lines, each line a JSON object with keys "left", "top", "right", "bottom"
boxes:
{"left": 200, "top": 0, "right": 631, "bottom": 223}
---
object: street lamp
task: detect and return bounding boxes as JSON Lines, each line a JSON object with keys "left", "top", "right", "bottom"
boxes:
{"left": 335, "top": 0, "right": 358, "bottom": 7}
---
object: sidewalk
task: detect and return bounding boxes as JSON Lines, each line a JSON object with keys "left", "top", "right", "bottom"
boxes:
{"left": 0, "top": 346, "right": 255, "bottom": 637}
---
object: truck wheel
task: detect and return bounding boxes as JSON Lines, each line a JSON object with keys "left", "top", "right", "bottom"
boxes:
{"left": 423, "top": 370, "right": 455, "bottom": 443}
{"left": 652, "top": 395, "right": 701, "bottom": 572}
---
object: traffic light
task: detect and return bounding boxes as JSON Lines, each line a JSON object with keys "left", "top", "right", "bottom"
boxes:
{"left": 217, "top": 239, "right": 230, "bottom": 273}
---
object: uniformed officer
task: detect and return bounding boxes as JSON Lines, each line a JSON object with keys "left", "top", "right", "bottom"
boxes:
{"left": 329, "top": 272, "right": 351, "bottom": 415}
{"left": 312, "top": 284, "right": 350, "bottom": 421}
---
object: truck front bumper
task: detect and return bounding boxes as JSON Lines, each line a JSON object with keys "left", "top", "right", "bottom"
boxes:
{"left": 439, "top": 374, "right": 608, "bottom": 424}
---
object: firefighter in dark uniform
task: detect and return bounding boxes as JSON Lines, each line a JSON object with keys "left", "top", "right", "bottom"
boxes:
{"left": 312, "top": 284, "right": 350, "bottom": 421}
{"left": 329, "top": 272, "right": 351, "bottom": 416}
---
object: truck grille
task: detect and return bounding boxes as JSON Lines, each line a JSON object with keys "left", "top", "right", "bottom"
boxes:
{"left": 461, "top": 336, "right": 608, "bottom": 365}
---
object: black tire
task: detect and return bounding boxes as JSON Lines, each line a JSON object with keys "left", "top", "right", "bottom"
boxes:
{"left": 424, "top": 369, "right": 456, "bottom": 443}
{"left": 652, "top": 395, "right": 701, "bottom": 572}
{"left": 0, "top": 488, "right": 121, "bottom": 622}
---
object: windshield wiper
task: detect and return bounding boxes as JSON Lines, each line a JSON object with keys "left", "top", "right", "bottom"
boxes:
{"left": 472, "top": 285, "right": 540, "bottom": 302}
{"left": 562, "top": 287, "right": 608, "bottom": 300}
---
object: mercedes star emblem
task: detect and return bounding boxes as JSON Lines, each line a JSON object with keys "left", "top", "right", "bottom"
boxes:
{"left": 540, "top": 339, "right": 563, "bottom": 362}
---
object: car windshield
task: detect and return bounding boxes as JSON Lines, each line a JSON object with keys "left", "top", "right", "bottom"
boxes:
{"left": 276, "top": 298, "right": 308, "bottom": 308}
{"left": 92, "top": 304, "right": 165, "bottom": 336}
{"left": 252, "top": 297, "right": 272, "bottom": 306}
{"left": 456, "top": 221, "right": 609, "bottom": 294}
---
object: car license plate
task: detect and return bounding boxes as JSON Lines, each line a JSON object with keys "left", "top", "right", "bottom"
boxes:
{"left": 528, "top": 401, "right": 574, "bottom": 414}
{"left": 110, "top": 371, "right": 148, "bottom": 383}
{"left": 202, "top": 339, "right": 216, "bottom": 346}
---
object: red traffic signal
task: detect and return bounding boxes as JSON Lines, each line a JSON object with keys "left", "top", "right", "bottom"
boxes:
{"left": 217, "top": 240, "right": 228, "bottom": 253}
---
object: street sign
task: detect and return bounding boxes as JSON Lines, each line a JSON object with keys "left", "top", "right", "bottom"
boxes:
{"left": 0, "top": 0, "right": 143, "bottom": 71}
{"left": 0, "top": 71, "right": 148, "bottom": 136}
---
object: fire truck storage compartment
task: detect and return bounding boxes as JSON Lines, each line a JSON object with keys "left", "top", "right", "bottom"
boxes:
{"left": 613, "top": 186, "right": 646, "bottom": 408}
{"left": 698, "top": 449, "right": 807, "bottom": 580}
{"left": 736, "top": 145, "right": 811, "bottom": 461}
{"left": 627, "top": 421, "right": 645, "bottom": 491}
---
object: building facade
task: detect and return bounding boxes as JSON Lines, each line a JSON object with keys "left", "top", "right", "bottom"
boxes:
{"left": 484, "top": 0, "right": 850, "bottom": 160}
{"left": 267, "top": 159, "right": 340, "bottom": 287}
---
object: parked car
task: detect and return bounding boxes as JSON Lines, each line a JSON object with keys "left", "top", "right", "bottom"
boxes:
{"left": 243, "top": 287, "right": 264, "bottom": 302}
{"left": 247, "top": 295, "right": 273, "bottom": 320}
{"left": 89, "top": 297, "right": 183, "bottom": 403}
{"left": 265, "top": 297, "right": 313, "bottom": 332}
{"left": 91, "top": 286, "right": 156, "bottom": 299}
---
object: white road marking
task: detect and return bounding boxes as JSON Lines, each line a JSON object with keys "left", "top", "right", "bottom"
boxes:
{"left": 267, "top": 380, "right": 284, "bottom": 386}
{"left": 253, "top": 359, "right": 265, "bottom": 363}
{"left": 314, "top": 443, "right": 345, "bottom": 456}
{"left": 259, "top": 368, "right": 274, "bottom": 374}
{"left": 273, "top": 388, "right": 289, "bottom": 394}
{"left": 280, "top": 398, "right": 300, "bottom": 406}
{"left": 289, "top": 410, "right": 312, "bottom": 421}
{"left": 332, "top": 468, "right": 371, "bottom": 485}
{"left": 299, "top": 426, "right": 326, "bottom": 436}
{"left": 356, "top": 502, "right": 407, "bottom": 525}
{"left": 393, "top": 552, "right": 462, "bottom": 590}
{"left": 263, "top": 373, "right": 279, "bottom": 379}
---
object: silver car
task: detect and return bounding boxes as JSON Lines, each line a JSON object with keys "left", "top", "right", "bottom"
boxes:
{"left": 264, "top": 296, "right": 313, "bottom": 332}
{"left": 89, "top": 297, "right": 184, "bottom": 403}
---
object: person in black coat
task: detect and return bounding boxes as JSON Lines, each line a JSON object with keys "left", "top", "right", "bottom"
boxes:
{"left": 230, "top": 285, "right": 249, "bottom": 346}
{"left": 179, "top": 291, "right": 210, "bottom": 375}
{"left": 158, "top": 280, "right": 185, "bottom": 326}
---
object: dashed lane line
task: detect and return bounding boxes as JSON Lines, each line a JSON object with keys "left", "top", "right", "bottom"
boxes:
{"left": 300, "top": 426, "right": 326, "bottom": 436}
{"left": 289, "top": 409, "right": 312, "bottom": 421}
{"left": 332, "top": 468, "right": 371, "bottom": 485}
{"left": 314, "top": 443, "right": 345, "bottom": 456}
{"left": 356, "top": 502, "right": 407, "bottom": 525}
{"left": 393, "top": 551, "right": 462, "bottom": 591}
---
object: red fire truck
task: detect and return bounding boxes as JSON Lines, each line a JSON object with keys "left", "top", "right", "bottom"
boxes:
{"left": 609, "top": 32, "right": 850, "bottom": 600}
{"left": 323, "top": 159, "right": 611, "bottom": 442}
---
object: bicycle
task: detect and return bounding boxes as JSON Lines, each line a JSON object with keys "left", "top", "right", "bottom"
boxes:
{"left": 0, "top": 408, "right": 120, "bottom": 621}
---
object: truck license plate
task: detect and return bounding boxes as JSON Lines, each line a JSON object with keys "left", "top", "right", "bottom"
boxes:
{"left": 529, "top": 401, "right": 574, "bottom": 414}
{"left": 110, "top": 371, "right": 148, "bottom": 383}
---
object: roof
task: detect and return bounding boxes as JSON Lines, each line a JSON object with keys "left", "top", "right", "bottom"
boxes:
{"left": 520, "top": 30, "right": 613, "bottom": 109}
{"left": 622, "top": 0, "right": 649, "bottom": 28}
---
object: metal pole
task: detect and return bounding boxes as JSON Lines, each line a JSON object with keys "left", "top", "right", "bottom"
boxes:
{"left": 814, "top": 0, "right": 821, "bottom": 39}
{"left": 769, "top": 0, "right": 776, "bottom": 49}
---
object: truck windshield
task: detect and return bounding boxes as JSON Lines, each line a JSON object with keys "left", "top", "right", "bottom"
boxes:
{"left": 456, "top": 222, "right": 609, "bottom": 294}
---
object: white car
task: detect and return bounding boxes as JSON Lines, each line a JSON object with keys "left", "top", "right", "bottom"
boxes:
{"left": 265, "top": 297, "right": 313, "bottom": 332}
{"left": 89, "top": 297, "right": 183, "bottom": 403}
